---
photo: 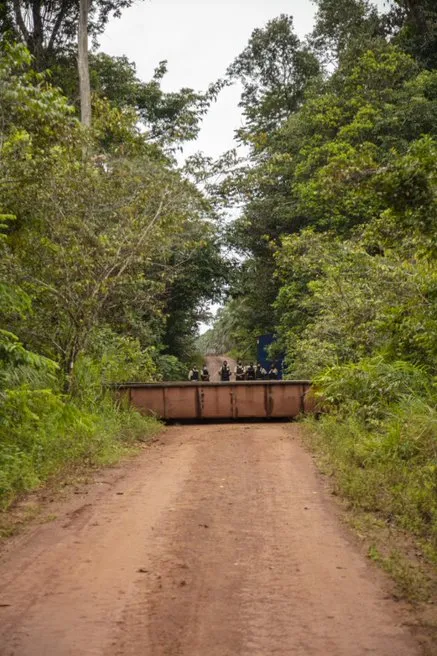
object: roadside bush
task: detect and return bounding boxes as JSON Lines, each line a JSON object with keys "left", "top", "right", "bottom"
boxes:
{"left": 155, "top": 353, "right": 187, "bottom": 381}
{"left": 0, "top": 320, "right": 162, "bottom": 511}
{"left": 72, "top": 328, "right": 158, "bottom": 400}
{"left": 0, "top": 386, "right": 160, "bottom": 510}
{"left": 313, "top": 357, "right": 429, "bottom": 425}
{"left": 307, "top": 360, "right": 437, "bottom": 552}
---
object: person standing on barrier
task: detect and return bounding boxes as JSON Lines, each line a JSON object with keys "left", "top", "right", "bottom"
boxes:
{"left": 268, "top": 364, "right": 279, "bottom": 380}
{"left": 255, "top": 363, "right": 266, "bottom": 380}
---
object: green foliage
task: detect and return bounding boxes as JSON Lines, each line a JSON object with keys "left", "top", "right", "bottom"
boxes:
{"left": 313, "top": 357, "right": 430, "bottom": 422}
{"left": 0, "top": 0, "right": 144, "bottom": 70}
{"left": 0, "top": 330, "right": 57, "bottom": 384}
{"left": 71, "top": 328, "right": 158, "bottom": 404}
{"left": 306, "top": 387, "right": 437, "bottom": 553}
{"left": 196, "top": 299, "right": 258, "bottom": 361}
{"left": 0, "top": 209, "right": 59, "bottom": 391}
{"left": 161, "top": 226, "right": 228, "bottom": 360}
{"left": 390, "top": 0, "right": 437, "bottom": 69}
{"left": 155, "top": 354, "right": 188, "bottom": 382}
{"left": 0, "top": 386, "right": 160, "bottom": 509}
{"left": 1, "top": 43, "right": 224, "bottom": 383}
{"left": 275, "top": 230, "right": 437, "bottom": 378}
{"left": 0, "top": 42, "right": 225, "bottom": 509}
{"left": 209, "top": 3, "right": 437, "bottom": 568}
{"left": 58, "top": 52, "right": 217, "bottom": 146}
{"left": 227, "top": 14, "right": 320, "bottom": 147}
{"left": 310, "top": 0, "right": 385, "bottom": 66}
{"left": 223, "top": 43, "right": 437, "bottom": 379}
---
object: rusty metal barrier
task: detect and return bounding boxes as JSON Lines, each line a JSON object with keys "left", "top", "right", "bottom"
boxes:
{"left": 114, "top": 380, "right": 313, "bottom": 420}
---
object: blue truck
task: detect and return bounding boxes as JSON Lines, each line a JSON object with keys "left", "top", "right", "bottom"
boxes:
{"left": 256, "top": 334, "right": 284, "bottom": 379}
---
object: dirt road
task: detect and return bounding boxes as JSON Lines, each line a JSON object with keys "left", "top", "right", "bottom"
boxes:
{"left": 0, "top": 424, "right": 424, "bottom": 655}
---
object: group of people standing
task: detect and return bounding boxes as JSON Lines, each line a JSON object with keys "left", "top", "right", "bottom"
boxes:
{"left": 188, "top": 360, "right": 279, "bottom": 382}
{"left": 188, "top": 364, "right": 210, "bottom": 381}
{"left": 232, "top": 361, "right": 279, "bottom": 381}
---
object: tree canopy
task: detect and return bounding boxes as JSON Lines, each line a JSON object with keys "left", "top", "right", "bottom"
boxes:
{"left": 194, "top": 0, "right": 437, "bottom": 554}
{"left": 1, "top": 0, "right": 140, "bottom": 69}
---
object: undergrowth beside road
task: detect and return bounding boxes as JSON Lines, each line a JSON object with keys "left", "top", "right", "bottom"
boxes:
{"left": 305, "top": 410, "right": 437, "bottom": 556}
{"left": 304, "top": 416, "right": 437, "bottom": 600}
{"left": 301, "top": 358, "right": 437, "bottom": 602}
{"left": 304, "top": 410, "right": 437, "bottom": 601}
{"left": 0, "top": 391, "right": 161, "bottom": 512}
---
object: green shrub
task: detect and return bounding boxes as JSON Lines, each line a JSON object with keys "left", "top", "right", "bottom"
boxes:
{"left": 313, "top": 357, "right": 429, "bottom": 425}
{"left": 0, "top": 385, "right": 160, "bottom": 510}
{"left": 155, "top": 353, "right": 188, "bottom": 381}
{"left": 307, "top": 371, "right": 437, "bottom": 552}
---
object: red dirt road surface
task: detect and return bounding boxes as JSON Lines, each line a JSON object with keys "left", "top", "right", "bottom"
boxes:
{"left": 0, "top": 424, "right": 425, "bottom": 655}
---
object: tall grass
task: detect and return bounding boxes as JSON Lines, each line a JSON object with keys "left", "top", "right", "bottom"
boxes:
{"left": 308, "top": 358, "right": 437, "bottom": 555}
{"left": 0, "top": 387, "right": 160, "bottom": 510}
{"left": 0, "top": 334, "right": 163, "bottom": 510}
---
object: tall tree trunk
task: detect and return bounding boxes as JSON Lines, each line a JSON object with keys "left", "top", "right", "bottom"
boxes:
{"left": 32, "top": 0, "right": 44, "bottom": 66}
{"left": 78, "top": 0, "right": 91, "bottom": 127}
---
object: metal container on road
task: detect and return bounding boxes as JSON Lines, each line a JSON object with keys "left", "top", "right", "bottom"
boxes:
{"left": 114, "top": 380, "right": 313, "bottom": 420}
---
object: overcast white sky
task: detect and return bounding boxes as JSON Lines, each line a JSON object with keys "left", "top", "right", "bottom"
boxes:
{"left": 99, "top": 0, "right": 318, "bottom": 159}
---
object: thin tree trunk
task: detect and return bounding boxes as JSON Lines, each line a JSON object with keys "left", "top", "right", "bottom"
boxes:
{"left": 32, "top": 0, "right": 44, "bottom": 66}
{"left": 78, "top": 0, "right": 91, "bottom": 127}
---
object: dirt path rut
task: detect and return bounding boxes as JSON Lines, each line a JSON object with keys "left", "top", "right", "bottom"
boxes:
{"left": 0, "top": 424, "right": 424, "bottom": 655}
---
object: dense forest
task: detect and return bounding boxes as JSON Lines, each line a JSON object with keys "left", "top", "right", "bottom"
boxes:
{"left": 199, "top": 0, "right": 437, "bottom": 563}
{"left": 0, "top": 0, "right": 227, "bottom": 507}
{"left": 1, "top": 0, "right": 436, "bottom": 564}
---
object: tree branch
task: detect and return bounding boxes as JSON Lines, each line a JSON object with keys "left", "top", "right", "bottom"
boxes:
{"left": 48, "top": 0, "right": 70, "bottom": 52}
{"left": 12, "top": 0, "right": 30, "bottom": 43}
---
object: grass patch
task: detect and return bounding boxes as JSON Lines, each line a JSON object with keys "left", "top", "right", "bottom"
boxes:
{"left": 368, "top": 546, "right": 432, "bottom": 601}
{"left": 0, "top": 387, "right": 162, "bottom": 511}
{"left": 301, "top": 412, "right": 437, "bottom": 603}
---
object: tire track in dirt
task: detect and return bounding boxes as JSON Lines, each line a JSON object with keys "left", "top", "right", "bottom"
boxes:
{"left": 0, "top": 423, "right": 425, "bottom": 656}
